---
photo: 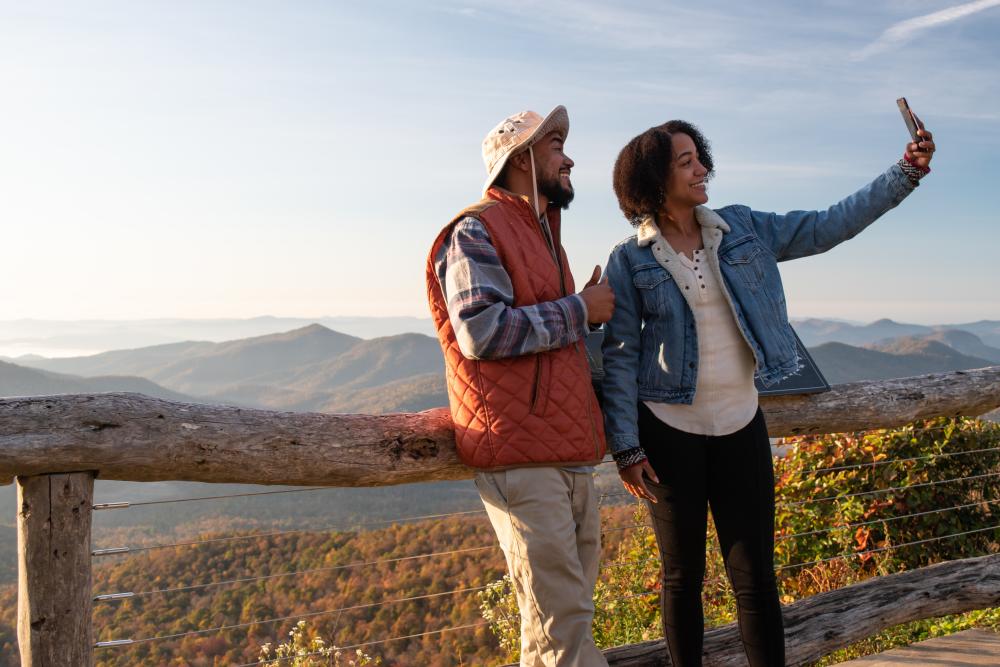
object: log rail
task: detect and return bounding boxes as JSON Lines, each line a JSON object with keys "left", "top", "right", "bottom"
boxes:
{"left": 2, "top": 366, "right": 999, "bottom": 487}
{"left": 1, "top": 366, "right": 999, "bottom": 666}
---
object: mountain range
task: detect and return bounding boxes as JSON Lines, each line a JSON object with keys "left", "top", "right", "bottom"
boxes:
{"left": 809, "top": 339, "right": 995, "bottom": 385}
{"left": 9, "top": 325, "right": 446, "bottom": 413}
{"left": 0, "top": 360, "right": 195, "bottom": 403}
{"left": 792, "top": 318, "right": 1000, "bottom": 350}
{"left": 4, "top": 319, "right": 1000, "bottom": 415}
{"left": 0, "top": 316, "right": 437, "bottom": 359}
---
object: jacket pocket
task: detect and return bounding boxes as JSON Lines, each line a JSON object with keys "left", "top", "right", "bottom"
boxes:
{"left": 474, "top": 470, "right": 509, "bottom": 507}
{"left": 529, "top": 354, "right": 550, "bottom": 415}
{"left": 721, "top": 236, "right": 765, "bottom": 290}
{"left": 631, "top": 265, "right": 672, "bottom": 315}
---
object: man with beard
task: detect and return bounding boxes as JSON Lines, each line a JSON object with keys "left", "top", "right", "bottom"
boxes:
{"left": 426, "top": 106, "right": 614, "bottom": 666}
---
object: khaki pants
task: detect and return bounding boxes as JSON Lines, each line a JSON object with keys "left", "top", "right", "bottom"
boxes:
{"left": 475, "top": 467, "right": 608, "bottom": 667}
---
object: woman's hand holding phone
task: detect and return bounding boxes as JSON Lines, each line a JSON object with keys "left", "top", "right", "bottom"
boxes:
{"left": 898, "top": 97, "right": 936, "bottom": 170}
{"left": 906, "top": 125, "right": 936, "bottom": 170}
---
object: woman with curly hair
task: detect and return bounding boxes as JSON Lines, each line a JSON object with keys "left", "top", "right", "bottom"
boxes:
{"left": 601, "top": 119, "right": 935, "bottom": 665}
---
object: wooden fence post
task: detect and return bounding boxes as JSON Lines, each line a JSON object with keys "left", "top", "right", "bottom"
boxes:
{"left": 16, "top": 472, "right": 95, "bottom": 667}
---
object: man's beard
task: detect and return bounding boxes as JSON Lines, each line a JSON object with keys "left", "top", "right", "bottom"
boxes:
{"left": 538, "top": 173, "right": 574, "bottom": 210}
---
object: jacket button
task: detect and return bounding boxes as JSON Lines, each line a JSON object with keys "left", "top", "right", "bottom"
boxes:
{"left": 688, "top": 362, "right": 695, "bottom": 369}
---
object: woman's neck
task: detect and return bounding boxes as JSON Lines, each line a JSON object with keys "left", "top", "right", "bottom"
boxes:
{"left": 657, "top": 203, "right": 698, "bottom": 237}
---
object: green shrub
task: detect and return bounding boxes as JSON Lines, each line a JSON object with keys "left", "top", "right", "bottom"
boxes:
{"left": 257, "top": 620, "right": 380, "bottom": 666}
{"left": 478, "top": 417, "right": 1000, "bottom": 663}
{"left": 775, "top": 417, "right": 1000, "bottom": 578}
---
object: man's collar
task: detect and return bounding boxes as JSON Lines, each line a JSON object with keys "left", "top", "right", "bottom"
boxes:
{"left": 636, "top": 206, "right": 730, "bottom": 247}
{"left": 488, "top": 185, "right": 553, "bottom": 221}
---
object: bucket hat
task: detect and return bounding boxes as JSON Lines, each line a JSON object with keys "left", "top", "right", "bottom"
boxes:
{"left": 481, "top": 105, "right": 569, "bottom": 195}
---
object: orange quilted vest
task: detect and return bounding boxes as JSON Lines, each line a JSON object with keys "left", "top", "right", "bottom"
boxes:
{"left": 426, "top": 187, "right": 606, "bottom": 470}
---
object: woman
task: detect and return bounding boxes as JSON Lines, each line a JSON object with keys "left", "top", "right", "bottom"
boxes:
{"left": 600, "top": 120, "right": 935, "bottom": 665}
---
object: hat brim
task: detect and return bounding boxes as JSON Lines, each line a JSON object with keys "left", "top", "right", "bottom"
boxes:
{"left": 482, "top": 105, "right": 569, "bottom": 196}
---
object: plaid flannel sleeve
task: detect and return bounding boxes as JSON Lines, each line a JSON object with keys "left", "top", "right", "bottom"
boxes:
{"left": 432, "top": 217, "right": 589, "bottom": 360}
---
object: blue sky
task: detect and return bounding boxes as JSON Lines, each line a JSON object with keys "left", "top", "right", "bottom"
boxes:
{"left": 2, "top": 0, "right": 998, "bottom": 324}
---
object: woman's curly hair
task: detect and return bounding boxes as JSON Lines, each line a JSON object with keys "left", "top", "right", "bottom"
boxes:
{"left": 612, "top": 120, "right": 715, "bottom": 226}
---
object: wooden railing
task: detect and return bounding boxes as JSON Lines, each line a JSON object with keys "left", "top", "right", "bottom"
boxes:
{"left": 2, "top": 366, "right": 1000, "bottom": 666}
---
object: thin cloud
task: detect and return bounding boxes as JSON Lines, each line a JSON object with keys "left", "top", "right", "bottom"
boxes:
{"left": 853, "top": 0, "right": 1000, "bottom": 60}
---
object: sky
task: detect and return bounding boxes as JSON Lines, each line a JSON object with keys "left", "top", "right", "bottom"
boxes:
{"left": 2, "top": 0, "right": 999, "bottom": 325}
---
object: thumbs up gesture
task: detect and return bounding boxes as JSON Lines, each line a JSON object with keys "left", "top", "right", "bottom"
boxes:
{"left": 579, "top": 265, "right": 615, "bottom": 324}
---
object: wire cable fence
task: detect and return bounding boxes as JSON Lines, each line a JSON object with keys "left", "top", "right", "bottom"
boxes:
{"left": 92, "top": 495, "right": 999, "bottom": 651}
{"left": 89, "top": 423, "right": 988, "bottom": 555}
{"left": 781, "top": 444, "right": 1000, "bottom": 478}
{"left": 91, "top": 507, "right": 491, "bottom": 556}
{"left": 778, "top": 470, "right": 1000, "bottom": 508}
{"left": 776, "top": 523, "right": 1000, "bottom": 572}
{"left": 91, "top": 470, "right": 999, "bottom": 603}
{"left": 93, "top": 512, "right": 657, "bottom": 602}
{"left": 89, "top": 420, "right": 1000, "bottom": 662}
{"left": 775, "top": 498, "right": 1000, "bottom": 542}
{"left": 95, "top": 585, "right": 493, "bottom": 649}
{"left": 91, "top": 480, "right": 634, "bottom": 557}
{"left": 92, "top": 486, "right": 331, "bottom": 510}
{"left": 201, "top": 525, "right": 1000, "bottom": 667}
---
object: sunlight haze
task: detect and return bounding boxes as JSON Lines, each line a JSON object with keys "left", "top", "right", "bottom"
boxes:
{"left": 3, "top": 1, "right": 998, "bottom": 324}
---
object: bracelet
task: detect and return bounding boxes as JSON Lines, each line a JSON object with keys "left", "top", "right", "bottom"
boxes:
{"left": 898, "top": 157, "right": 928, "bottom": 186}
{"left": 613, "top": 447, "right": 648, "bottom": 471}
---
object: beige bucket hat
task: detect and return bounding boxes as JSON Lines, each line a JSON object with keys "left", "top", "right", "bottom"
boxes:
{"left": 481, "top": 105, "right": 569, "bottom": 195}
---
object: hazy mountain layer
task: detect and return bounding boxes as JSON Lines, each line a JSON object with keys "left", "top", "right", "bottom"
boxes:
{"left": 792, "top": 318, "right": 1000, "bottom": 348}
{"left": 0, "top": 316, "right": 436, "bottom": 358}
{"left": 873, "top": 330, "right": 1000, "bottom": 363}
{"left": 810, "top": 340, "right": 993, "bottom": 385}
{"left": 0, "top": 360, "right": 199, "bottom": 403}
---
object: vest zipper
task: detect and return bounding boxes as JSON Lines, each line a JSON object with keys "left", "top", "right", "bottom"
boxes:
{"left": 538, "top": 207, "right": 600, "bottom": 458}
{"left": 540, "top": 210, "right": 601, "bottom": 458}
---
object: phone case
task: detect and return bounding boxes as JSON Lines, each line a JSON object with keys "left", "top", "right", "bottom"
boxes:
{"left": 897, "top": 97, "right": 921, "bottom": 142}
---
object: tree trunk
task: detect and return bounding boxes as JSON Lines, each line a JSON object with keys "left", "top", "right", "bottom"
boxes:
{"left": 17, "top": 472, "right": 95, "bottom": 667}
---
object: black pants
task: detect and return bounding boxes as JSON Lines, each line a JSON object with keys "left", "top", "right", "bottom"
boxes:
{"left": 638, "top": 403, "right": 785, "bottom": 666}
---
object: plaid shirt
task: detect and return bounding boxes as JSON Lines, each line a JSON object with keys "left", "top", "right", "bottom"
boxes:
{"left": 433, "top": 216, "right": 589, "bottom": 360}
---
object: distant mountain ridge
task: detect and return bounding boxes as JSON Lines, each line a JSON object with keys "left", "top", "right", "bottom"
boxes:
{"left": 810, "top": 340, "right": 993, "bottom": 385}
{"left": 871, "top": 330, "right": 1000, "bottom": 363}
{"left": 792, "top": 318, "right": 1000, "bottom": 348}
{"left": 17, "top": 324, "right": 447, "bottom": 414}
{"left": 0, "top": 360, "right": 199, "bottom": 403}
{"left": 0, "top": 315, "right": 436, "bottom": 358}
{"left": 12, "top": 318, "right": 1000, "bottom": 415}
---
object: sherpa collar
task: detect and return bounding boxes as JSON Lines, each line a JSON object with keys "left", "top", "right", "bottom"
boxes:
{"left": 636, "top": 206, "right": 731, "bottom": 247}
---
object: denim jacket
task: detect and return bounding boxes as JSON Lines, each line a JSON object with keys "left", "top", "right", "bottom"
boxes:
{"left": 601, "top": 164, "right": 916, "bottom": 455}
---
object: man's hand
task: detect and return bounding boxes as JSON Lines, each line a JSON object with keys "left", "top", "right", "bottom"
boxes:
{"left": 580, "top": 265, "right": 614, "bottom": 324}
{"left": 619, "top": 459, "right": 659, "bottom": 503}
{"left": 906, "top": 125, "right": 936, "bottom": 170}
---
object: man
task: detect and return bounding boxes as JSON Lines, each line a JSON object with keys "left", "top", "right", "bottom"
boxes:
{"left": 425, "top": 106, "right": 614, "bottom": 666}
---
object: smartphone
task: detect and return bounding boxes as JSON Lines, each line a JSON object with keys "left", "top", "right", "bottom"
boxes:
{"left": 896, "top": 97, "right": 922, "bottom": 143}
